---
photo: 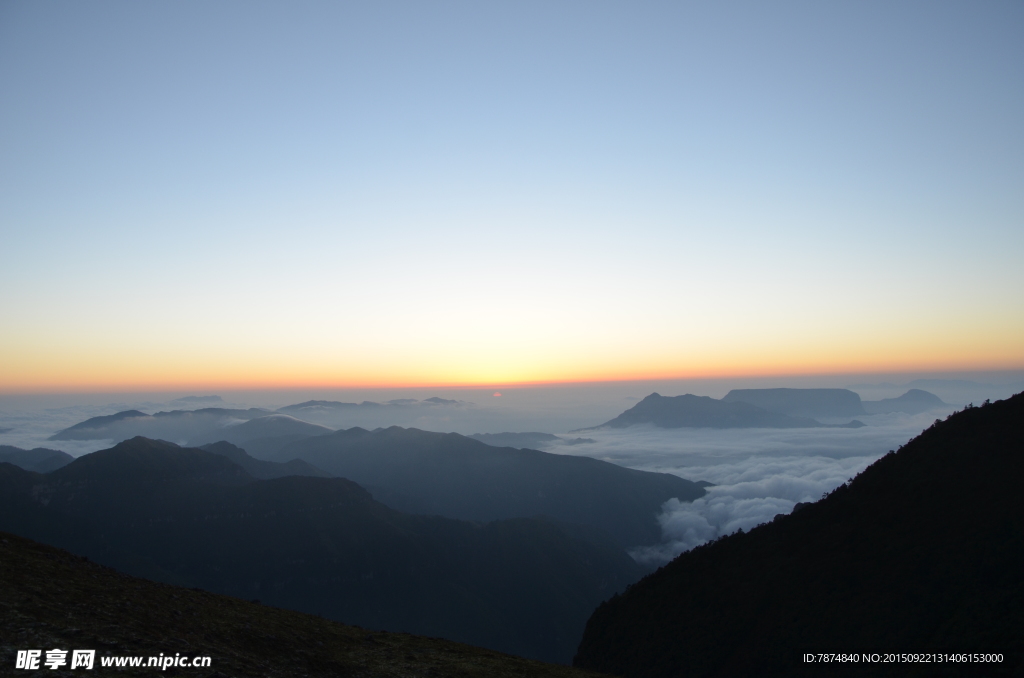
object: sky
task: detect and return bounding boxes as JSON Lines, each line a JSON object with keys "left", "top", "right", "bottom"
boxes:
{"left": 1, "top": 1, "right": 1022, "bottom": 391}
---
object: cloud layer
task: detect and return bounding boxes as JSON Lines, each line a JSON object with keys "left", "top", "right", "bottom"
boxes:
{"left": 540, "top": 410, "right": 954, "bottom": 564}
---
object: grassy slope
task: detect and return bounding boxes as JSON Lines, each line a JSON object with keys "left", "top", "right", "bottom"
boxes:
{"left": 1, "top": 531, "right": 605, "bottom": 678}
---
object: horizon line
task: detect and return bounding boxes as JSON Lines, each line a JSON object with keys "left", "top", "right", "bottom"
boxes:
{"left": 3, "top": 366, "right": 1023, "bottom": 396}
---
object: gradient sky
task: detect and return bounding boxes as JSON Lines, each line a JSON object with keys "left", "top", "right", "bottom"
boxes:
{"left": 1, "top": 1, "right": 1022, "bottom": 391}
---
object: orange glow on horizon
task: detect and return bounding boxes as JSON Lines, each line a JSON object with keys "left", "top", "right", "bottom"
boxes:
{"left": 3, "top": 353, "right": 1022, "bottom": 395}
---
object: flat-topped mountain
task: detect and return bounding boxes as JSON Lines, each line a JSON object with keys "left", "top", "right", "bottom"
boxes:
{"left": 589, "top": 393, "right": 826, "bottom": 429}
{"left": 721, "top": 388, "right": 865, "bottom": 418}
{"left": 574, "top": 393, "right": 1024, "bottom": 677}
{"left": 271, "top": 425, "right": 705, "bottom": 549}
{"left": 0, "top": 531, "right": 600, "bottom": 678}
{"left": 0, "top": 437, "right": 641, "bottom": 664}
{"left": 862, "top": 388, "right": 947, "bottom": 415}
{"left": 0, "top": 445, "right": 74, "bottom": 473}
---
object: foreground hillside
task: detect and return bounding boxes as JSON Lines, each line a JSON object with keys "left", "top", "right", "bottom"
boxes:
{"left": 575, "top": 393, "right": 1024, "bottom": 677}
{"left": 0, "top": 438, "right": 640, "bottom": 664}
{"left": 0, "top": 531, "right": 603, "bottom": 678}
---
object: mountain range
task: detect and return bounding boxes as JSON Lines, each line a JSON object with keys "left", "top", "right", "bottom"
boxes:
{"left": 41, "top": 387, "right": 951, "bottom": 451}
{"left": 574, "top": 392, "right": 1024, "bottom": 677}
{"left": 264, "top": 426, "right": 705, "bottom": 549}
{"left": 584, "top": 387, "right": 950, "bottom": 430}
{"left": 0, "top": 437, "right": 641, "bottom": 664}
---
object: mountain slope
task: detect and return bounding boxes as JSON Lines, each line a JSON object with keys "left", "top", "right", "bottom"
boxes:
{"left": 574, "top": 393, "right": 1024, "bottom": 677}
{"left": 0, "top": 530, "right": 602, "bottom": 678}
{"left": 0, "top": 445, "right": 74, "bottom": 473}
{"left": 469, "top": 433, "right": 596, "bottom": 449}
{"left": 0, "top": 438, "right": 640, "bottom": 664}
{"left": 199, "top": 440, "right": 331, "bottom": 479}
{"left": 590, "top": 393, "right": 825, "bottom": 429}
{"left": 274, "top": 426, "right": 705, "bottom": 548}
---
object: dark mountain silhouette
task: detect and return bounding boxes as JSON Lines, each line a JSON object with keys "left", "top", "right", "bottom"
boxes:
{"left": 199, "top": 440, "right": 331, "bottom": 479}
{"left": 721, "top": 388, "right": 865, "bottom": 418}
{"left": 574, "top": 393, "right": 1024, "bottom": 677}
{"left": 0, "top": 531, "right": 597, "bottom": 678}
{"left": 196, "top": 413, "right": 334, "bottom": 458}
{"left": 0, "top": 437, "right": 641, "bottom": 664}
{"left": 49, "top": 407, "right": 271, "bottom": 442}
{"left": 0, "top": 445, "right": 74, "bottom": 473}
{"left": 862, "top": 388, "right": 947, "bottom": 415}
{"left": 171, "top": 394, "right": 223, "bottom": 403}
{"left": 423, "top": 396, "right": 460, "bottom": 405}
{"left": 273, "top": 426, "right": 705, "bottom": 548}
{"left": 587, "top": 393, "right": 826, "bottom": 429}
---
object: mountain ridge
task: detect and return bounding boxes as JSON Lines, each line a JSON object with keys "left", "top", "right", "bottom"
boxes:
{"left": 273, "top": 425, "right": 705, "bottom": 548}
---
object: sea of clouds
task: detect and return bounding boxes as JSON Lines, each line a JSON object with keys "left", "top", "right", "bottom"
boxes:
{"left": 536, "top": 410, "right": 958, "bottom": 563}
